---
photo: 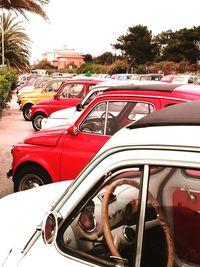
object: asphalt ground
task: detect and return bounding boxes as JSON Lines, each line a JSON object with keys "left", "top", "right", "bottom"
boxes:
{"left": 0, "top": 93, "right": 34, "bottom": 198}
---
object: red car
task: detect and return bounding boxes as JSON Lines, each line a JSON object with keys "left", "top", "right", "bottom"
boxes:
{"left": 31, "top": 79, "right": 104, "bottom": 131}
{"left": 160, "top": 74, "right": 176, "bottom": 83}
{"left": 8, "top": 83, "right": 200, "bottom": 191}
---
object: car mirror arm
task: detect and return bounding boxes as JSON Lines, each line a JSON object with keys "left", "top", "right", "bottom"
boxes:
{"left": 20, "top": 226, "right": 41, "bottom": 258}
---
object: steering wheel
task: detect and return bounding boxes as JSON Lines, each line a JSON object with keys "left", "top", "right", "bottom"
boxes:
{"left": 100, "top": 112, "right": 118, "bottom": 135}
{"left": 102, "top": 178, "right": 174, "bottom": 267}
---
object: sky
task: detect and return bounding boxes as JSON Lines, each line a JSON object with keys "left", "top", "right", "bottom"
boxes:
{"left": 19, "top": 0, "right": 200, "bottom": 63}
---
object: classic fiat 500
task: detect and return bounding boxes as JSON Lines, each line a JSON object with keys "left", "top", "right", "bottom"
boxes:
{"left": 8, "top": 83, "right": 200, "bottom": 192}
{"left": 30, "top": 78, "right": 105, "bottom": 127}
{"left": 2, "top": 101, "right": 200, "bottom": 266}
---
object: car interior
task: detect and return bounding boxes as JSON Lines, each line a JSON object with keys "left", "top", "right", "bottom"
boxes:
{"left": 56, "top": 164, "right": 200, "bottom": 266}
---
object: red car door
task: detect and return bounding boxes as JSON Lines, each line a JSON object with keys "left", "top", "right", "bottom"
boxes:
{"left": 60, "top": 131, "right": 109, "bottom": 180}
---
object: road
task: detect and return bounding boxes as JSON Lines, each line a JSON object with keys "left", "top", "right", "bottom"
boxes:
{"left": 0, "top": 93, "right": 34, "bottom": 198}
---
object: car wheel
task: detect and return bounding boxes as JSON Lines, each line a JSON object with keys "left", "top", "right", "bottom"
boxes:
{"left": 14, "top": 165, "right": 52, "bottom": 192}
{"left": 32, "top": 112, "right": 46, "bottom": 131}
{"left": 23, "top": 104, "right": 33, "bottom": 121}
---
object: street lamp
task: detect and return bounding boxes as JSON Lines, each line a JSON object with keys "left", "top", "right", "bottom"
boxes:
{"left": 1, "top": 8, "right": 4, "bottom": 67}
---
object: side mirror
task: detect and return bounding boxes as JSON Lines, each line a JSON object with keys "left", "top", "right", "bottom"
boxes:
{"left": 42, "top": 211, "right": 58, "bottom": 246}
{"left": 54, "top": 94, "right": 59, "bottom": 99}
{"left": 67, "top": 125, "right": 78, "bottom": 136}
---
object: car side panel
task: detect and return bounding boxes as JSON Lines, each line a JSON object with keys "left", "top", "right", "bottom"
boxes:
{"left": 60, "top": 132, "right": 109, "bottom": 180}
{"left": 34, "top": 98, "right": 81, "bottom": 117}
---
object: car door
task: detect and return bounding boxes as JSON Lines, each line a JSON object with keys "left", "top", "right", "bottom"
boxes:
{"left": 60, "top": 99, "right": 158, "bottom": 180}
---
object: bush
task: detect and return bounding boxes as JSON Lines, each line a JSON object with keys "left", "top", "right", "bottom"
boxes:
{"left": 0, "top": 68, "right": 18, "bottom": 111}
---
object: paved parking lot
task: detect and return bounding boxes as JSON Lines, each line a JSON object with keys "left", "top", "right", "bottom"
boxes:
{"left": 0, "top": 93, "right": 34, "bottom": 198}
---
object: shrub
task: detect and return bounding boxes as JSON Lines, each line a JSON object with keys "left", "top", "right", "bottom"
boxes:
{"left": 0, "top": 68, "right": 18, "bottom": 111}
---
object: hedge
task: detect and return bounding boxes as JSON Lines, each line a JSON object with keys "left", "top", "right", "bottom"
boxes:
{"left": 0, "top": 68, "right": 18, "bottom": 111}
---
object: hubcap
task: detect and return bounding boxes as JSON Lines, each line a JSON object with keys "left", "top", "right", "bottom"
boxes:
{"left": 25, "top": 108, "right": 32, "bottom": 120}
{"left": 20, "top": 175, "right": 44, "bottom": 191}
{"left": 35, "top": 115, "right": 44, "bottom": 130}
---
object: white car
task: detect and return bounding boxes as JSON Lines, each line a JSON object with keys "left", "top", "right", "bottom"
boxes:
{"left": 171, "top": 74, "right": 199, "bottom": 84}
{"left": 41, "top": 80, "right": 166, "bottom": 130}
{"left": 1, "top": 101, "right": 200, "bottom": 266}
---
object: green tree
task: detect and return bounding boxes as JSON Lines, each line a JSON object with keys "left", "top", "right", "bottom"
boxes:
{"left": 108, "top": 60, "right": 128, "bottom": 75}
{"left": 94, "top": 52, "right": 115, "bottom": 65}
{"left": 157, "top": 27, "right": 200, "bottom": 64}
{"left": 32, "top": 59, "right": 55, "bottom": 70}
{"left": 112, "top": 25, "right": 159, "bottom": 67}
{"left": 0, "top": 13, "right": 31, "bottom": 71}
{"left": 83, "top": 54, "right": 93, "bottom": 63}
{"left": 0, "top": 0, "right": 49, "bottom": 20}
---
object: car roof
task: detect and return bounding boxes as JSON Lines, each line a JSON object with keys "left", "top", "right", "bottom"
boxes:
{"left": 128, "top": 101, "right": 200, "bottom": 129}
{"left": 97, "top": 101, "right": 200, "bottom": 154}
{"left": 98, "top": 83, "right": 200, "bottom": 95}
{"left": 103, "top": 83, "right": 179, "bottom": 92}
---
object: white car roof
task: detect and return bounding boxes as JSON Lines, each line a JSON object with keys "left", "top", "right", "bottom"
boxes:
{"left": 98, "top": 101, "right": 200, "bottom": 154}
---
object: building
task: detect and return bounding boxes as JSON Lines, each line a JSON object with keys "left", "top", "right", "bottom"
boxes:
{"left": 42, "top": 48, "right": 84, "bottom": 70}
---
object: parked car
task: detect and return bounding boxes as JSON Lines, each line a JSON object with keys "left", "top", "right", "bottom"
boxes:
{"left": 30, "top": 79, "right": 108, "bottom": 130}
{"left": 40, "top": 80, "right": 166, "bottom": 131}
{"left": 160, "top": 74, "right": 176, "bottom": 83}
{"left": 19, "top": 77, "right": 73, "bottom": 120}
{"left": 15, "top": 75, "right": 42, "bottom": 94}
{"left": 171, "top": 74, "right": 199, "bottom": 84}
{"left": 137, "top": 73, "right": 163, "bottom": 81}
{"left": 2, "top": 101, "right": 200, "bottom": 266}
{"left": 17, "top": 76, "right": 52, "bottom": 99}
{"left": 111, "top": 73, "right": 135, "bottom": 80}
{"left": 8, "top": 83, "right": 200, "bottom": 192}
{"left": 16, "top": 76, "right": 50, "bottom": 95}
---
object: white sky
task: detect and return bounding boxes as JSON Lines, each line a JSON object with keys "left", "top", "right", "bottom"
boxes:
{"left": 20, "top": 0, "right": 200, "bottom": 63}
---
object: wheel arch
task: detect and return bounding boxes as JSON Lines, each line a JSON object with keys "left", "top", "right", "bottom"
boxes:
{"left": 13, "top": 161, "right": 55, "bottom": 183}
{"left": 22, "top": 102, "right": 34, "bottom": 111}
{"left": 32, "top": 110, "right": 47, "bottom": 119}
{"left": 32, "top": 108, "right": 48, "bottom": 118}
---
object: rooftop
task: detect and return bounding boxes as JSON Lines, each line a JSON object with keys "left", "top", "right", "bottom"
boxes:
{"left": 128, "top": 101, "right": 200, "bottom": 129}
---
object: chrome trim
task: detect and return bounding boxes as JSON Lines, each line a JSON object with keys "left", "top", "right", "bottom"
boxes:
{"left": 54, "top": 242, "right": 100, "bottom": 267}
{"left": 135, "top": 164, "right": 149, "bottom": 267}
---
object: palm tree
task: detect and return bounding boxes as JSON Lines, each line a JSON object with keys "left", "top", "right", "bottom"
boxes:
{"left": 0, "top": 0, "right": 49, "bottom": 20}
{"left": 0, "top": 13, "right": 31, "bottom": 71}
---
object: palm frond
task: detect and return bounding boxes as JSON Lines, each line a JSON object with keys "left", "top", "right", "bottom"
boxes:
{"left": 0, "top": 0, "right": 49, "bottom": 20}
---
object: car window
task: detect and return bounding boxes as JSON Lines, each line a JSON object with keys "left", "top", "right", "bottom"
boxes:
{"left": 80, "top": 101, "right": 154, "bottom": 136}
{"left": 58, "top": 167, "right": 143, "bottom": 266}
{"left": 44, "top": 81, "right": 64, "bottom": 92}
{"left": 88, "top": 84, "right": 97, "bottom": 91}
{"left": 59, "top": 84, "right": 85, "bottom": 98}
{"left": 173, "top": 76, "right": 185, "bottom": 82}
{"left": 57, "top": 165, "right": 200, "bottom": 267}
{"left": 188, "top": 77, "right": 194, "bottom": 83}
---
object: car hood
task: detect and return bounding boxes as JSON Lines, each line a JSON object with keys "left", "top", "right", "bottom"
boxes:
{"left": 49, "top": 106, "right": 76, "bottom": 119}
{"left": 35, "top": 98, "right": 52, "bottom": 105}
{"left": 0, "top": 180, "right": 72, "bottom": 265}
{"left": 18, "top": 88, "right": 43, "bottom": 97}
{"left": 24, "top": 125, "right": 70, "bottom": 147}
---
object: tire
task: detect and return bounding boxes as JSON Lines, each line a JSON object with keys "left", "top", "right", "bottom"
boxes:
{"left": 32, "top": 112, "right": 46, "bottom": 131}
{"left": 23, "top": 104, "right": 33, "bottom": 121}
{"left": 14, "top": 165, "right": 52, "bottom": 192}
